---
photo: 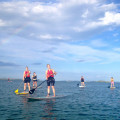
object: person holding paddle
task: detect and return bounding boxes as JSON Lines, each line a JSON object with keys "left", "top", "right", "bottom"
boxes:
{"left": 23, "top": 66, "right": 31, "bottom": 92}
{"left": 46, "top": 64, "right": 57, "bottom": 97}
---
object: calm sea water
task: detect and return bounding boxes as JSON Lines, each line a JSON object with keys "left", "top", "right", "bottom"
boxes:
{"left": 0, "top": 80, "right": 120, "bottom": 120}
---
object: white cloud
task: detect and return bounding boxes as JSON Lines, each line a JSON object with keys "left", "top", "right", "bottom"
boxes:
{"left": 113, "top": 33, "right": 119, "bottom": 37}
{"left": 73, "top": 21, "right": 103, "bottom": 32}
{"left": 0, "top": 0, "right": 119, "bottom": 40}
{"left": 113, "top": 48, "right": 120, "bottom": 52}
{"left": 32, "top": 4, "right": 59, "bottom": 15}
{"left": 61, "top": 0, "right": 97, "bottom": 5}
{"left": 99, "top": 12, "right": 120, "bottom": 25}
{"left": 81, "top": 10, "right": 89, "bottom": 18}
{"left": 0, "top": 0, "right": 120, "bottom": 65}
{"left": 57, "top": 42, "right": 120, "bottom": 63}
{"left": 91, "top": 40, "right": 108, "bottom": 47}
{"left": 101, "top": 3, "right": 117, "bottom": 10}
{"left": 38, "top": 34, "right": 70, "bottom": 40}
{"left": 0, "top": 19, "right": 6, "bottom": 26}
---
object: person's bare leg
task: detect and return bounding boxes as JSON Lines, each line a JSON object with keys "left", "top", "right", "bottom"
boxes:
{"left": 47, "top": 86, "right": 50, "bottom": 97}
{"left": 28, "top": 83, "right": 30, "bottom": 91}
{"left": 111, "top": 83, "right": 112, "bottom": 88}
{"left": 24, "top": 83, "right": 26, "bottom": 92}
{"left": 33, "top": 82, "right": 34, "bottom": 87}
{"left": 113, "top": 83, "right": 114, "bottom": 87}
{"left": 52, "top": 86, "right": 55, "bottom": 97}
{"left": 35, "top": 81, "right": 37, "bottom": 87}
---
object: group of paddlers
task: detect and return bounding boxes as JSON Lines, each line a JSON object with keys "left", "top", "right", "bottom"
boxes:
{"left": 23, "top": 64, "right": 56, "bottom": 97}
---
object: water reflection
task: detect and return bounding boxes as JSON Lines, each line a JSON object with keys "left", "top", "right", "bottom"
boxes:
{"left": 41, "top": 99, "right": 56, "bottom": 120}
{"left": 21, "top": 95, "right": 57, "bottom": 120}
{"left": 21, "top": 95, "right": 32, "bottom": 120}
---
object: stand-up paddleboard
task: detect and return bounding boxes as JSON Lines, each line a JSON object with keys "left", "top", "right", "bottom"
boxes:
{"left": 79, "top": 86, "right": 86, "bottom": 88}
{"left": 110, "top": 87, "right": 116, "bottom": 89}
{"left": 28, "top": 95, "right": 65, "bottom": 100}
{"left": 15, "top": 92, "right": 29, "bottom": 95}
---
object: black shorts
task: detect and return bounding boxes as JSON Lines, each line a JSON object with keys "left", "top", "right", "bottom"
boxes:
{"left": 33, "top": 80, "right": 37, "bottom": 82}
{"left": 24, "top": 77, "right": 31, "bottom": 83}
{"left": 47, "top": 77, "right": 55, "bottom": 86}
{"left": 81, "top": 80, "right": 84, "bottom": 82}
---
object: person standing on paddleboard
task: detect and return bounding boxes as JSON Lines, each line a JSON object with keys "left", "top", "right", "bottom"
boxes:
{"left": 81, "top": 76, "right": 85, "bottom": 86}
{"left": 32, "top": 72, "right": 37, "bottom": 88}
{"left": 111, "top": 77, "right": 114, "bottom": 88}
{"left": 23, "top": 66, "right": 31, "bottom": 92}
{"left": 46, "top": 64, "right": 57, "bottom": 97}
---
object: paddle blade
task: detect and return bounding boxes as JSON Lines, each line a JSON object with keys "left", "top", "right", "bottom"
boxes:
{"left": 29, "top": 89, "right": 35, "bottom": 94}
{"left": 15, "top": 89, "right": 18, "bottom": 93}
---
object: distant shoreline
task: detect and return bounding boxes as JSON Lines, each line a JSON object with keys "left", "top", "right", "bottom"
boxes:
{"left": 0, "top": 78, "right": 22, "bottom": 81}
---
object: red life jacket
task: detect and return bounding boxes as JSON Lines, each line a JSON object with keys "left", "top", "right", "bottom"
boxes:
{"left": 24, "top": 71, "right": 30, "bottom": 77}
{"left": 47, "top": 69, "right": 54, "bottom": 78}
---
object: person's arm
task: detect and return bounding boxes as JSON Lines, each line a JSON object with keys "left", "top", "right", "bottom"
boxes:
{"left": 23, "top": 71, "right": 25, "bottom": 81}
{"left": 52, "top": 69, "right": 57, "bottom": 75}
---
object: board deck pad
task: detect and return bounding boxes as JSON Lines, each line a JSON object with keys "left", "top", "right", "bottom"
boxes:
{"left": 15, "top": 92, "right": 29, "bottom": 95}
{"left": 28, "top": 95, "right": 65, "bottom": 100}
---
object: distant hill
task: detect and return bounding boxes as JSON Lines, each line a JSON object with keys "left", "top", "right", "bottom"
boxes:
{"left": 96, "top": 80, "right": 110, "bottom": 83}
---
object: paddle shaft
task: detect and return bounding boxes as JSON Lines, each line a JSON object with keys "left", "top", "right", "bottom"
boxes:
{"left": 29, "top": 80, "right": 46, "bottom": 94}
{"left": 18, "top": 81, "right": 23, "bottom": 89}
{"left": 36, "top": 80, "right": 46, "bottom": 89}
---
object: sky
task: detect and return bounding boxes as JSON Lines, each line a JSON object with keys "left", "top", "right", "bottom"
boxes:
{"left": 0, "top": 0, "right": 120, "bottom": 81}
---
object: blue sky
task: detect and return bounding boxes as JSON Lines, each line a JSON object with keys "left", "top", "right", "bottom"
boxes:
{"left": 0, "top": 0, "right": 120, "bottom": 81}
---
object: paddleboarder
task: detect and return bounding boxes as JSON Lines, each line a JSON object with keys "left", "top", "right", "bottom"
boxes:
{"left": 23, "top": 66, "right": 31, "bottom": 92}
{"left": 111, "top": 77, "right": 114, "bottom": 88}
{"left": 46, "top": 64, "right": 57, "bottom": 97}
{"left": 32, "top": 72, "right": 37, "bottom": 88}
{"left": 8, "top": 78, "right": 10, "bottom": 82}
{"left": 81, "top": 76, "right": 85, "bottom": 86}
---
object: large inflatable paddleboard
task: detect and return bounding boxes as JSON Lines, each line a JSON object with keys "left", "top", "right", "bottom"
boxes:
{"left": 28, "top": 95, "right": 65, "bottom": 100}
{"left": 15, "top": 92, "right": 29, "bottom": 95}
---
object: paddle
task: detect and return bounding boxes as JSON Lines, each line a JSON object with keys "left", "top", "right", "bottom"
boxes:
{"left": 15, "top": 81, "right": 23, "bottom": 93}
{"left": 29, "top": 80, "right": 46, "bottom": 94}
